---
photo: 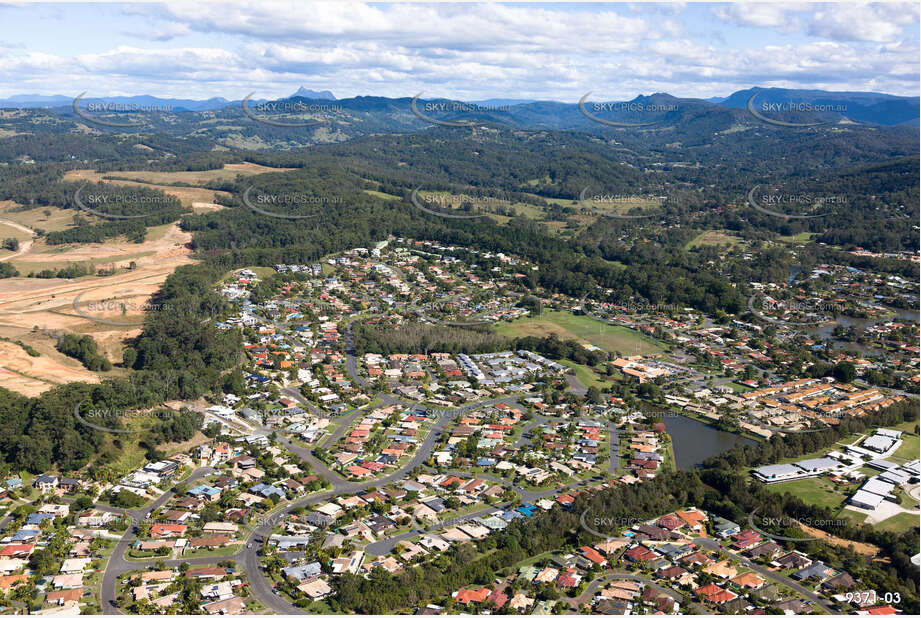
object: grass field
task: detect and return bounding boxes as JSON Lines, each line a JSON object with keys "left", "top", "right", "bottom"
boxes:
{"left": 890, "top": 432, "right": 920, "bottom": 463}
{"left": 685, "top": 230, "right": 742, "bottom": 249}
{"left": 362, "top": 190, "right": 402, "bottom": 201}
{"left": 727, "top": 382, "right": 754, "bottom": 394}
{"left": 873, "top": 512, "right": 919, "bottom": 534}
{"left": 559, "top": 359, "right": 609, "bottom": 390}
{"left": 778, "top": 232, "right": 816, "bottom": 244}
{"left": 1, "top": 201, "right": 79, "bottom": 233}
{"left": 494, "top": 310, "right": 666, "bottom": 357}
{"left": 66, "top": 162, "right": 292, "bottom": 187}
{"left": 0, "top": 222, "right": 33, "bottom": 243}
{"left": 764, "top": 477, "right": 848, "bottom": 510}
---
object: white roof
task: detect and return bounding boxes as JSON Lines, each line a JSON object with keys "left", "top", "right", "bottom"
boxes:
{"left": 861, "top": 477, "right": 896, "bottom": 497}
{"left": 876, "top": 428, "right": 902, "bottom": 439}
{"left": 863, "top": 435, "right": 896, "bottom": 452}
{"left": 849, "top": 489, "right": 885, "bottom": 509}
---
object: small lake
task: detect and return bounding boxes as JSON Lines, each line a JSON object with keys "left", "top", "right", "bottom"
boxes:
{"left": 804, "top": 308, "right": 919, "bottom": 356}
{"left": 663, "top": 414, "right": 757, "bottom": 470}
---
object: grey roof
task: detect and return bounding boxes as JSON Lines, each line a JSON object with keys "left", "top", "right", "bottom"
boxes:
{"left": 753, "top": 463, "right": 799, "bottom": 478}
{"left": 282, "top": 562, "right": 322, "bottom": 580}
{"left": 795, "top": 457, "right": 840, "bottom": 472}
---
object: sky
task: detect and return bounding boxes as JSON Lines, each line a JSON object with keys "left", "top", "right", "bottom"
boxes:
{"left": 0, "top": 1, "right": 917, "bottom": 101}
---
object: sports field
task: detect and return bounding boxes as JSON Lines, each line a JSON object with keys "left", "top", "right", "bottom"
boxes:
{"left": 494, "top": 310, "right": 666, "bottom": 356}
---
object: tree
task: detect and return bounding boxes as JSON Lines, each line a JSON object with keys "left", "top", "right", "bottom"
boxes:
{"left": 832, "top": 361, "right": 856, "bottom": 383}
{"left": 586, "top": 386, "right": 603, "bottom": 404}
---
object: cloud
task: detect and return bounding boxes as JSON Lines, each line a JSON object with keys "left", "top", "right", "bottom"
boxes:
{"left": 713, "top": 3, "right": 805, "bottom": 31}
{"left": 809, "top": 2, "right": 919, "bottom": 42}
{"left": 0, "top": 2, "right": 916, "bottom": 100}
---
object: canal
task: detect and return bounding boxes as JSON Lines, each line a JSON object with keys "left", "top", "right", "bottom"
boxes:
{"left": 663, "top": 414, "right": 757, "bottom": 470}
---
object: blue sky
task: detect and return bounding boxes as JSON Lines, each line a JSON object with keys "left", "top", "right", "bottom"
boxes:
{"left": 0, "top": 2, "right": 917, "bottom": 101}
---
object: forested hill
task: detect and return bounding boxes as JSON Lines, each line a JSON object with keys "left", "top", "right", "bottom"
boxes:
{"left": 2, "top": 89, "right": 919, "bottom": 152}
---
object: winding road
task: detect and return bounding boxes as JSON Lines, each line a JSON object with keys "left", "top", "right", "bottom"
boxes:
{"left": 94, "top": 299, "right": 825, "bottom": 616}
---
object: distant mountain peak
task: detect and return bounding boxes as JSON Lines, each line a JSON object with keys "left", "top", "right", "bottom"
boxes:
{"left": 291, "top": 87, "right": 336, "bottom": 100}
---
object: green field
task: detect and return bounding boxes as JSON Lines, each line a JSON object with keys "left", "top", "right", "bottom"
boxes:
{"left": 891, "top": 432, "right": 920, "bottom": 463}
{"left": 0, "top": 202, "right": 80, "bottom": 233}
{"left": 494, "top": 310, "right": 667, "bottom": 357}
{"left": 559, "top": 359, "right": 609, "bottom": 390}
{"left": 361, "top": 189, "right": 401, "bottom": 201}
{"left": 778, "top": 232, "right": 816, "bottom": 244}
{"left": 764, "top": 477, "right": 848, "bottom": 510}
{"left": 873, "top": 512, "right": 920, "bottom": 534}
{"left": 685, "top": 230, "right": 742, "bottom": 249}
{"left": 728, "top": 382, "right": 754, "bottom": 394}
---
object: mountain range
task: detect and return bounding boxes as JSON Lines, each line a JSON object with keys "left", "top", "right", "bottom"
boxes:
{"left": 0, "top": 87, "right": 917, "bottom": 127}
{"left": 2, "top": 87, "right": 918, "bottom": 128}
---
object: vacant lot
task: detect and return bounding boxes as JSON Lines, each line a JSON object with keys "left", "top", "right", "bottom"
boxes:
{"left": 494, "top": 310, "right": 666, "bottom": 356}
{"left": 0, "top": 201, "right": 83, "bottom": 233}
{"left": 64, "top": 161, "right": 292, "bottom": 186}
{"left": 685, "top": 230, "right": 742, "bottom": 249}
{"left": 0, "top": 219, "right": 194, "bottom": 395}
{"left": 0, "top": 339, "right": 102, "bottom": 396}
{"left": 764, "top": 476, "right": 847, "bottom": 510}
{"left": 0, "top": 163, "right": 290, "bottom": 396}
{"left": 63, "top": 162, "right": 291, "bottom": 207}
{"left": 63, "top": 169, "right": 231, "bottom": 207}
{"left": 795, "top": 522, "right": 880, "bottom": 556}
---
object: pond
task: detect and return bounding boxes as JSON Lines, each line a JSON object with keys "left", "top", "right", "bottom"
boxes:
{"left": 663, "top": 414, "right": 757, "bottom": 470}
{"left": 804, "top": 308, "right": 919, "bottom": 356}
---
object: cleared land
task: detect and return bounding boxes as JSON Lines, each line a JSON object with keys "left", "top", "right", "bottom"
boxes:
{"left": 494, "top": 310, "right": 666, "bottom": 357}
{"left": 795, "top": 523, "right": 880, "bottom": 556}
{"left": 763, "top": 476, "right": 846, "bottom": 510}
{"left": 62, "top": 162, "right": 291, "bottom": 207}
{"left": 685, "top": 230, "right": 742, "bottom": 249}
{"left": 0, "top": 339, "right": 101, "bottom": 396}
{"left": 0, "top": 163, "right": 293, "bottom": 396}
{"left": 559, "top": 359, "right": 609, "bottom": 390}
{"left": 64, "top": 161, "right": 291, "bottom": 186}
{"left": 0, "top": 203, "right": 194, "bottom": 396}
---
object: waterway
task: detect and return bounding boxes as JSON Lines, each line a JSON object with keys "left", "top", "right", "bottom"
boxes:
{"left": 803, "top": 308, "right": 919, "bottom": 356}
{"left": 663, "top": 414, "right": 757, "bottom": 470}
